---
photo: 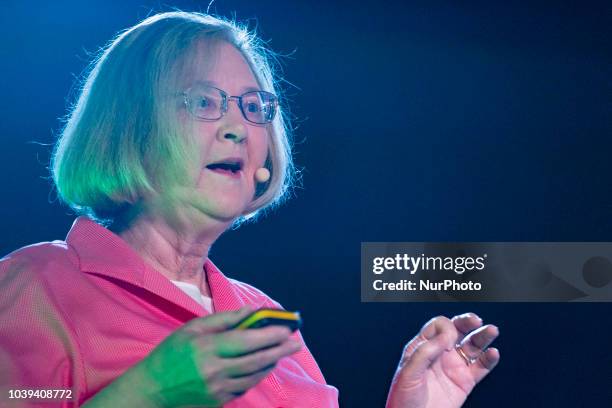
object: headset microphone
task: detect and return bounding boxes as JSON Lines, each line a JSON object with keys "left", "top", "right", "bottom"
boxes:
{"left": 255, "top": 168, "right": 270, "bottom": 183}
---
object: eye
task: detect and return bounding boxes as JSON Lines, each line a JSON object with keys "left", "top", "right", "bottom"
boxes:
{"left": 195, "top": 96, "right": 217, "bottom": 110}
{"left": 190, "top": 94, "right": 220, "bottom": 118}
{"left": 246, "top": 102, "right": 260, "bottom": 113}
{"left": 197, "top": 97, "right": 209, "bottom": 108}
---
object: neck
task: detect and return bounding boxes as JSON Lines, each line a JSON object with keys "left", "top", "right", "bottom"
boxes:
{"left": 112, "top": 210, "right": 231, "bottom": 298}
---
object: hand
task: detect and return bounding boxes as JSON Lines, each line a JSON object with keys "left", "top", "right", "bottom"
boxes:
{"left": 130, "top": 307, "right": 302, "bottom": 407}
{"left": 386, "top": 313, "right": 500, "bottom": 408}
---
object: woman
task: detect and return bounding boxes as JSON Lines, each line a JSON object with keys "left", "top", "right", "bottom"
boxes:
{"left": 0, "top": 11, "right": 500, "bottom": 407}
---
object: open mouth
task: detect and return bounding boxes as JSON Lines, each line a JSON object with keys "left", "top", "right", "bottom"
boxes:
{"left": 205, "top": 158, "right": 244, "bottom": 178}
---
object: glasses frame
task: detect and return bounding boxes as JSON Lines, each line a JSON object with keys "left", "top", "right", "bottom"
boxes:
{"left": 181, "top": 85, "right": 278, "bottom": 125}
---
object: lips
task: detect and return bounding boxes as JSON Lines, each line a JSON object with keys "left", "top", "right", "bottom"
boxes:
{"left": 205, "top": 157, "right": 244, "bottom": 178}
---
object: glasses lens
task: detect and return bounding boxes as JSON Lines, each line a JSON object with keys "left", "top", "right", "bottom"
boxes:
{"left": 186, "top": 86, "right": 224, "bottom": 120}
{"left": 241, "top": 91, "right": 277, "bottom": 124}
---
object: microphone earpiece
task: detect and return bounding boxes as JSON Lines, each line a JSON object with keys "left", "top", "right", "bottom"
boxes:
{"left": 255, "top": 168, "right": 270, "bottom": 183}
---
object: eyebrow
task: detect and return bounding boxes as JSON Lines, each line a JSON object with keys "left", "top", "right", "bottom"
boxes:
{"left": 192, "top": 80, "right": 262, "bottom": 94}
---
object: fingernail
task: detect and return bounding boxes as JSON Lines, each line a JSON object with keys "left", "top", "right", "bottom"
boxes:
{"left": 423, "top": 324, "right": 437, "bottom": 340}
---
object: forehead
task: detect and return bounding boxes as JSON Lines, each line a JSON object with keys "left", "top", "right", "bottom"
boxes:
{"left": 178, "top": 40, "right": 260, "bottom": 94}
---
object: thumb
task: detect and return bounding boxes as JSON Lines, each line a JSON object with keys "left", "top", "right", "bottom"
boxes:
{"left": 191, "top": 306, "right": 255, "bottom": 334}
{"left": 397, "top": 332, "right": 452, "bottom": 383}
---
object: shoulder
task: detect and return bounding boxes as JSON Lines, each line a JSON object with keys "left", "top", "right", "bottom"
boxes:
{"left": 226, "top": 277, "right": 285, "bottom": 310}
{"left": 0, "top": 240, "right": 80, "bottom": 283}
{"left": 0, "top": 242, "right": 87, "bottom": 396}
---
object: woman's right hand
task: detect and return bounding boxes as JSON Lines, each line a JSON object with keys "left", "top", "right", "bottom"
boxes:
{"left": 116, "top": 307, "right": 302, "bottom": 407}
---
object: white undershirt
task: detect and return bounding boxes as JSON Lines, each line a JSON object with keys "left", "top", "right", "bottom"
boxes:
{"left": 170, "top": 280, "right": 214, "bottom": 313}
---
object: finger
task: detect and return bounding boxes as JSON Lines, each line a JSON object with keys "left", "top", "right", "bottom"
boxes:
{"left": 215, "top": 326, "right": 293, "bottom": 357}
{"left": 399, "top": 316, "right": 456, "bottom": 362}
{"left": 396, "top": 316, "right": 459, "bottom": 382}
{"left": 397, "top": 332, "right": 449, "bottom": 382}
{"left": 419, "top": 315, "right": 458, "bottom": 352}
{"left": 451, "top": 313, "right": 483, "bottom": 342}
{"left": 223, "top": 338, "right": 302, "bottom": 377}
{"left": 399, "top": 332, "right": 426, "bottom": 363}
{"left": 460, "top": 324, "right": 499, "bottom": 358}
{"left": 470, "top": 347, "right": 500, "bottom": 384}
{"left": 185, "top": 306, "right": 254, "bottom": 335}
{"left": 224, "top": 364, "right": 276, "bottom": 395}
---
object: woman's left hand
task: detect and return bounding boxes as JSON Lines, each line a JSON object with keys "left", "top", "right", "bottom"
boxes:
{"left": 386, "top": 313, "right": 500, "bottom": 408}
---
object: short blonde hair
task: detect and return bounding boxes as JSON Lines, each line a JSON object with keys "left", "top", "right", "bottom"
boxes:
{"left": 51, "top": 11, "right": 295, "bottom": 226}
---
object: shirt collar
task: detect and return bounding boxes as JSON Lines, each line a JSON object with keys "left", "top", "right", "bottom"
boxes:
{"left": 65, "top": 216, "right": 265, "bottom": 317}
{"left": 66, "top": 216, "right": 146, "bottom": 284}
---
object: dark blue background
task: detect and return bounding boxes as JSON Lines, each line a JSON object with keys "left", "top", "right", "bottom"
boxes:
{"left": 1, "top": 1, "right": 611, "bottom": 406}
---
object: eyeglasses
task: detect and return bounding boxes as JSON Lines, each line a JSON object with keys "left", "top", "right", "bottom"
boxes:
{"left": 181, "top": 84, "right": 278, "bottom": 125}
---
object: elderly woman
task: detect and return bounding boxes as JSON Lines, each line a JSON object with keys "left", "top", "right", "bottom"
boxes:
{"left": 0, "top": 11, "right": 499, "bottom": 408}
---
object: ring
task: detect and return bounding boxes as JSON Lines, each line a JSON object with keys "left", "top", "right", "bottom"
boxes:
{"left": 455, "top": 344, "right": 479, "bottom": 366}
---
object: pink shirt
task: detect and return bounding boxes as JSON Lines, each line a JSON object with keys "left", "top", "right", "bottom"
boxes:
{"left": 0, "top": 216, "right": 339, "bottom": 407}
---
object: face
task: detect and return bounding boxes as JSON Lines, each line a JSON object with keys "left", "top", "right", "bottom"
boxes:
{"left": 173, "top": 41, "right": 270, "bottom": 224}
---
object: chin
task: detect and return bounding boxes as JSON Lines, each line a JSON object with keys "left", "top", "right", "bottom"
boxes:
{"left": 208, "top": 206, "right": 246, "bottom": 222}
{"left": 191, "top": 195, "right": 250, "bottom": 222}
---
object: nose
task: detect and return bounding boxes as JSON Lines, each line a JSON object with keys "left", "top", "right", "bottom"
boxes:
{"left": 216, "top": 101, "right": 248, "bottom": 144}
{"left": 218, "top": 127, "right": 247, "bottom": 144}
